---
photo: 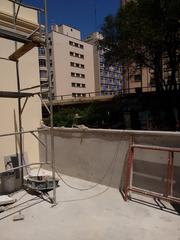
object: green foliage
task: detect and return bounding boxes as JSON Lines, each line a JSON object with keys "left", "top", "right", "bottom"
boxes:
{"left": 100, "top": 0, "right": 180, "bottom": 91}
{"left": 52, "top": 103, "right": 115, "bottom": 128}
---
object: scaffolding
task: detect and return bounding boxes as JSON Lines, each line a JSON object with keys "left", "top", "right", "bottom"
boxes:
{"left": 124, "top": 139, "right": 180, "bottom": 204}
{"left": 0, "top": 0, "right": 56, "bottom": 204}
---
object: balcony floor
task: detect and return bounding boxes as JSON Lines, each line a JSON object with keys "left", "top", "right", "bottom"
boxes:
{"left": 0, "top": 175, "right": 179, "bottom": 240}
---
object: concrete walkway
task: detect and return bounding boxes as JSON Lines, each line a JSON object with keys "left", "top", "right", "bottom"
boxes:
{"left": 0, "top": 175, "right": 179, "bottom": 240}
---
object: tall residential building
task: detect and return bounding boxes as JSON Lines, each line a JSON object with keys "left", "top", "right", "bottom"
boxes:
{"left": 40, "top": 24, "right": 95, "bottom": 99}
{"left": 84, "top": 32, "right": 123, "bottom": 95}
{"left": 0, "top": 0, "right": 42, "bottom": 191}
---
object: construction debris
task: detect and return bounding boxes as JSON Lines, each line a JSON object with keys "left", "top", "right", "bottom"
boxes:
{"left": 0, "top": 206, "right": 5, "bottom": 213}
{"left": 0, "top": 195, "right": 16, "bottom": 206}
{"left": 13, "top": 211, "right": 24, "bottom": 221}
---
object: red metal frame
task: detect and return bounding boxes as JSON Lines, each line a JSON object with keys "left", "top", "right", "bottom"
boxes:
{"left": 124, "top": 142, "right": 180, "bottom": 204}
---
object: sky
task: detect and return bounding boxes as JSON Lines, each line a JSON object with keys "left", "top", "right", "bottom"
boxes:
{"left": 24, "top": 0, "right": 120, "bottom": 39}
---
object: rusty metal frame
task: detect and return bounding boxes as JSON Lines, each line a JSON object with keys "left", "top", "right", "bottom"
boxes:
{"left": 124, "top": 142, "right": 180, "bottom": 204}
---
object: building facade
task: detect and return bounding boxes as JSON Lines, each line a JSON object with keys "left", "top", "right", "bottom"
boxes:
{"left": 40, "top": 24, "right": 95, "bottom": 99}
{"left": 0, "top": 0, "right": 42, "bottom": 191}
{"left": 84, "top": 32, "right": 123, "bottom": 96}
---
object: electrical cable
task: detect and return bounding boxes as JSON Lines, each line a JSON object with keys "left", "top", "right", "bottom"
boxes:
{"left": 55, "top": 142, "right": 121, "bottom": 191}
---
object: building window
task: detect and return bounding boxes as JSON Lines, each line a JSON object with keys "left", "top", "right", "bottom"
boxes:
{"left": 39, "top": 59, "right": 46, "bottom": 67}
{"left": 69, "top": 41, "right": 84, "bottom": 49}
{"left": 71, "top": 82, "right": 86, "bottom": 88}
{"left": 49, "top": 48, "right": 52, "bottom": 56}
{"left": 69, "top": 51, "right": 84, "bottom": 59}
{"left": 71, "top": 72, "right": 85, "bottom": 78}
{"left": 40, "top": 70, "right": 47, "bottom": 79}
{"left": 72, "top": 93, "right": 86, "bottom": 98}
{"left": 70, "top": 62, "right": 85, "bottom": 69}
{"left": 39, "top": 47, "right": 45, "bottom": 56}
{"left": 50, "top": 60, "right": 53, "bottom": 67}
{"left": 134, "top": 74, "right": 142, "bottom": 82}
{"left": 70, "top": 51, "right": 74, "bottom": 56}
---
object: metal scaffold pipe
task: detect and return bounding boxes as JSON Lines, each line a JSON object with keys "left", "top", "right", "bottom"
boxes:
{"left": 44, "top": 0, "right": 56, "bottom": 205}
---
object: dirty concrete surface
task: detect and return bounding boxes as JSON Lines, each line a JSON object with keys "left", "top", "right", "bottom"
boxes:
{"left": 0, "top": 175, "right": 179, "bottom": 240}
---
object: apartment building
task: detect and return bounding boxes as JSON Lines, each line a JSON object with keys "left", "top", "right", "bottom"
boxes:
{"left": 84, "top": 32, "right": 123, "bottom": 95}
{"left": 39, "top": 24, "right": 95, "bottom": 99}
{"left": 0, "top": 0, "right": 42, "bottom": 191}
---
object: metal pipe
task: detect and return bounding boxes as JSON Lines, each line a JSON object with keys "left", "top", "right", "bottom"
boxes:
{"left": 0, "top": 57, "right": 15, "bottom": 62}
{"left": 132, "top": 144, "right": 180, "bottom": 152}
{"left": 44, "top": 0, "right": 56, "bottom": 204}
{"left": 129, "top": 186, "right": 180, "bottom": 204}
{"left": 13, "top": 1, "right": 23, "bottom": 187}
{"left": 20, "top": 83, "right": 48, "bottom": 91}
{"left": 16, "top": 60, "right": 24, "bottom": 186}
{"left": 0, "top": 162, "right": 49, "bottom": 174}
{"left": 0, "top": 128, "right": 47, "bottom": 138}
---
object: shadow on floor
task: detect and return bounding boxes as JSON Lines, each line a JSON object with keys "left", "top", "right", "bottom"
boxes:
{"left": 120, "top": 189, "right": 180, "bottom": 216}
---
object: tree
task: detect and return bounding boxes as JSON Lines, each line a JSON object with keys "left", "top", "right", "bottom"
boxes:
{"left": 100, "top": 0, "right": 180, "bottom": 91}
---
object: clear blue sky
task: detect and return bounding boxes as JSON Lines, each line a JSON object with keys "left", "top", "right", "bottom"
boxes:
{"left": 24, "top": 0, "right": 120, "bottom": 39}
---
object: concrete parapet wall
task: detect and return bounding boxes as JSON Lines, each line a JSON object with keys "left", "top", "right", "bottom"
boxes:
{"left": 39, "top": 128, "right": 180, "bottom": 198}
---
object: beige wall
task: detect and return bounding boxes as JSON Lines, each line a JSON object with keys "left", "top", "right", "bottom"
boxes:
{"left": 58, "top": 24, "right": 81, "bottom": 40}
{"left": 0, "top": 1, "right": 41, "bottom": 177}
{"left": 123, "top": 65, "right": 154, "bottom": 93}
{"left": 0, "top": 0, "right": 38, "bottom": 24}
{"left": 40, "top": 128, "right": 180, "bottom": 198}
{"left": 50, "top": 30, "right": 95, "bottom": 98}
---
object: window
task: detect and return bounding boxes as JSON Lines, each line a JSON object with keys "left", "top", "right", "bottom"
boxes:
{"left": 71, "top": 83, "right": 86, "bottom": 88}
{"left": 71, "top": 72, "right": 85, "bottom": 78}
{"left": 49, "top": 48, "right": 52, "bottom": 56}
{"left": 50, "top": 60, "right": 53, "bottom": 67}
{"left": 39, "top": 59, "right": 46, "bottom": 67}
{"left": 69, "top": 40, "right": 84, "bottom": 49}
{"left": 70, "top": 62, "right": 85, "bottom": 69}
{"left": 70, "top": 51, "right": 74, "bottom": 56}
{"left": 40, "top": 70, "right": 47, "bottom": 78}
{"left": 39, "top": 47, "right": 45, "bottom": 56}
{"left": 70, "top": 51, "right": 84, "bottom": 59}
{"left": 134, "top": 74, "right": 142, "bottom": 82}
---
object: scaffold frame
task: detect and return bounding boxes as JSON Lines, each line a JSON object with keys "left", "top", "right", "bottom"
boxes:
{"left": 0, "top": 0, "right": 56, "bottom": 204}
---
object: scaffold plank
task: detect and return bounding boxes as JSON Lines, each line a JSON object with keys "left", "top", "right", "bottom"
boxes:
{"left": 0, "top": 91, "right": 33, "bottom": 98}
